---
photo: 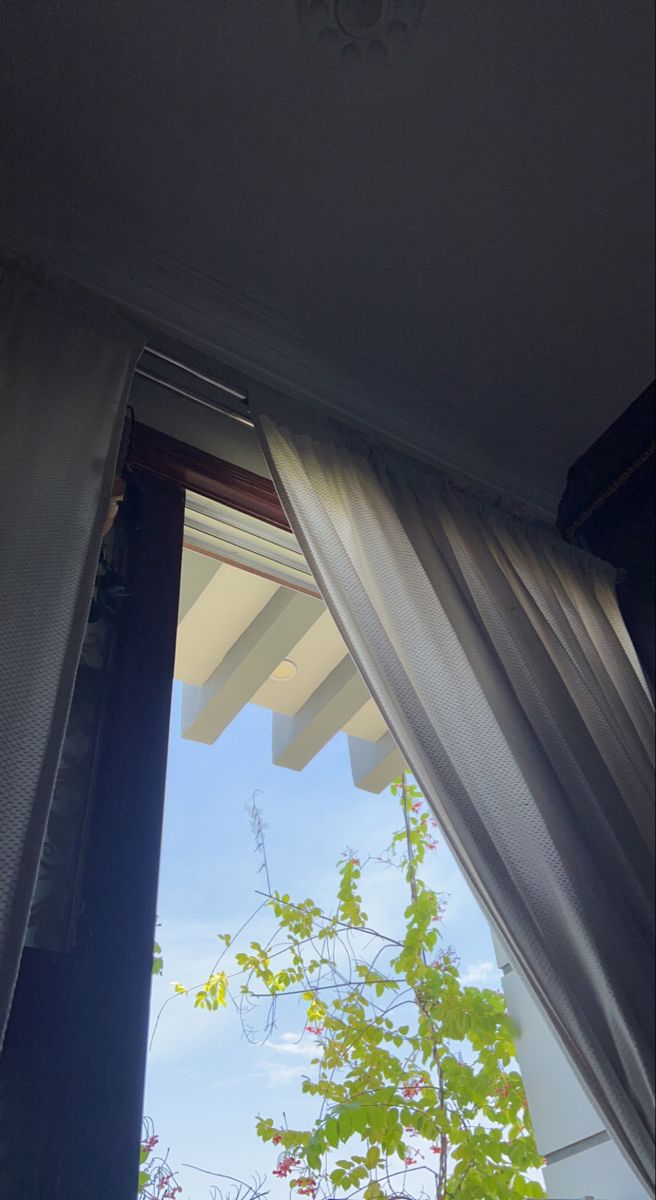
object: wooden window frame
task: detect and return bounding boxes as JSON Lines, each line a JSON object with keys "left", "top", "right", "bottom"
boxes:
{"left": 1, "top": 421, "right": 286, "bottom": 1199}
{"left": 129, "top": 421, "right": 290, "bottom": 531}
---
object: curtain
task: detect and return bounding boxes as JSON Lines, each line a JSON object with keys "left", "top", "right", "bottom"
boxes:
{"left": 0, "top": 264, "right": 142, "bottom": 1045}
{"left": 256, "top": 406, "right": 655, "bottom": 1191}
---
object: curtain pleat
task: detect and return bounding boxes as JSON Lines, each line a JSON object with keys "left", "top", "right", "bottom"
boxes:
{"left": 0, "top": 265, "right": 142, "bottom": 1044}
{"left": 256, "top": 407, "right": 655, "bottom": 1191}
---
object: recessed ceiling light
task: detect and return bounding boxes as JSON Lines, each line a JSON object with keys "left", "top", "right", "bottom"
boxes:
{"left": 270, "top": 659, "right": 297, "bottom": 682}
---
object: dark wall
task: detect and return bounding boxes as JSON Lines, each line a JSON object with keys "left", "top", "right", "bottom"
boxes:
{"left": 558, "top": 381, "right": 655, "bottom": 691}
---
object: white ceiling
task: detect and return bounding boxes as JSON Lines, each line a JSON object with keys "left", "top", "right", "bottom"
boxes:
{"left": 175, "top": 532, "right": 399, "bottom": 791}
{"left": 174, "top": 492, "right": 396, "bottom": 785}
{"left": 1, "top": 0, "right": 653, "bottom": 512}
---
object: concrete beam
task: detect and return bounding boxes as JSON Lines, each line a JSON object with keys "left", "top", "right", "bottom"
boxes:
{"left": 178, "top": 550, "right": 221, "bottom": 622}
{"left": 182, "top": 588, "right": 324, "bottom": 744}
{"left": 348, "top": 731, "right": 405, "bottom": 794}
{"left": 272, "top": 656, "right": 370, "bottom": 771}
{"left": 176, "top": 560, "right": 279, "bottom": 687}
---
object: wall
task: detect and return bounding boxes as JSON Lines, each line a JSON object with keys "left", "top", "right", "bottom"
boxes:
{"left": 558, "top": 381, "right": 655, "bottom": 692}
{"left": 130, "top": 373, "right": 269, "bottom": 479}
{"left": 492, "top": 934, "right": 650, "bottom": 1200}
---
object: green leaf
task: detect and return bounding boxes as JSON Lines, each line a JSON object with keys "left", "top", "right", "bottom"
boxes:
{"left": 364, "top": 1145, "right": 380, "bottom": 1168}
{"left": 324, "top": 1117, "right": 340, "bottom": 1147}
{"left": 306, "top": 1141, "right": 322, "bottom": 1171}
{"left": 364, "top": 1185, "right": 384, "bottom": 1200}
{"left": 337, "top": 1107, "right": 355, "bottom": 1140}
{"left": 522, "top": 1183, "right": 547, "bottom": 1198}
{"left": 172, "top": 777, "right": 545, "bottom": 1200}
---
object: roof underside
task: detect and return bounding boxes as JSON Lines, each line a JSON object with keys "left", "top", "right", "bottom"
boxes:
{"left": 176, "top": 491, "right": 404, "bottom": 792}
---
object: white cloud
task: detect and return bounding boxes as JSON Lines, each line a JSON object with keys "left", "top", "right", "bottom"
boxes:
{"left": 252, "top": 1030, "right": 322, "bottom": 1088}
{"left": 267, "top": 1035, "right": 321, "bottom": 1058}
{"left": 460, "top": 959, "right": 498, "bottom": 987}
{"left": 254, "top": 1062, "right": 310, "bottom": 1088}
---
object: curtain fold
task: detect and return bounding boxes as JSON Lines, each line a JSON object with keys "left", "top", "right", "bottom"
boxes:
{"left": 0, "top": 264, "right": 143, "bottom": 1044}
{"left": 256, "top": 406, "right": 655, "bottom": 1191}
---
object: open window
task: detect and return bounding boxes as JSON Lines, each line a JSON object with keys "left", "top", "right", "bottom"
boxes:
{"left": 0, "top": 329, "right": 414, "bottom": 1195}
{"left": 0, "top": 342, "right": 648, "bottom": 1200}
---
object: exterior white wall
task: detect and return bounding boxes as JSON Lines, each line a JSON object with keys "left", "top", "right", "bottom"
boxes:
{"left": 492, "top": 934, "right": 649, "bottom": 1200}
{"left": 545, "top": 1137, "right": 652, "bottom": 1200}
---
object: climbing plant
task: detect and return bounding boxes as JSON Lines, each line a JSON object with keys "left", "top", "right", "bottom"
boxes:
{"left": 165, "top": 777, "right": 545, "bottom": 1199}
{"left": 138, "top": 1120, "right": 183, "bottom": 1198}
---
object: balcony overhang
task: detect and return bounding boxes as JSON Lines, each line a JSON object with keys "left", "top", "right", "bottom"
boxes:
{"left": 175, "top": 490, "right": 404, "bottom": 792}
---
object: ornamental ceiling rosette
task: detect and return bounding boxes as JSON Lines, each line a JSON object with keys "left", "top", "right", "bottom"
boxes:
{"left": 298, "top": 0, "right": 426, "bottom": 64}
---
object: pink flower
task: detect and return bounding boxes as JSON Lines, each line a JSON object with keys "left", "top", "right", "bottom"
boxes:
{"left": 402, "top": 1078, "right": 424, "bottom": 1099}
{"left": 296, "top": 1179, "right": 318, "bottom": 1197}
{"left": 272, "top": 1154, "right": 300, "bottom": 1178}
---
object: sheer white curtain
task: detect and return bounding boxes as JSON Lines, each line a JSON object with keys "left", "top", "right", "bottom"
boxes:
{"left": 0, "top": 264, "right": 142, "bottom": 1043}
{"left": 256, "top": 406, "right": 655, "bottom": 1191}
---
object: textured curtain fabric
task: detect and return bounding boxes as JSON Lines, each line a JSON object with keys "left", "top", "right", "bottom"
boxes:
{"left": 0, "top": 265, "right": 142, "bottom": 1044}
{"left": 256, "top": 407, "right": 655, "bottom": 1190}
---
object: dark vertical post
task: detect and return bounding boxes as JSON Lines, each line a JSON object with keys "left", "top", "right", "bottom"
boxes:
{"left": 0, "top": 470, "right": 184, "bottom": 1199}
{"left": 57, "top": 471, "right": 184, "bottom": 1198}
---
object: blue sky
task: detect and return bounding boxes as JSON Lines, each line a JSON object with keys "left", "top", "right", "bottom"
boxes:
{"left": 145, "top": 683, "right": 501, "bottom": 1197}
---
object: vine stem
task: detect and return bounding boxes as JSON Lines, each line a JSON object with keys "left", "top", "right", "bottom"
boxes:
{"left": 254, "top": 889, "right": 403, "bottom": 946}
{"left": 400, "top": 774, "right": 449, "bottom": 1200}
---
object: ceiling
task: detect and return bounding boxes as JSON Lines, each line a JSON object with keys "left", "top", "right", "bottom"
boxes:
{"left": 1, "top": 0, "right": 653, "bottom": 512}
{"left": 175, "top": 491, "right": 403, "bottom": 792}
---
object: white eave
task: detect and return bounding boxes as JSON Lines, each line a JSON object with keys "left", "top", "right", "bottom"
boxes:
{"left": 175, "top": 490, "right": 404, "bottom": 792}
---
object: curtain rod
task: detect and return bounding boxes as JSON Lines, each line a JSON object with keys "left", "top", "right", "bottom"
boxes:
{"left": 135, "top": 346, "right": 254, "bottom": 429}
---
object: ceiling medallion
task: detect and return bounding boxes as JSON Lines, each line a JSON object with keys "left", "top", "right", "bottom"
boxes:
{"left": 298, "top": 0, "right": 426, "bottom": 64}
